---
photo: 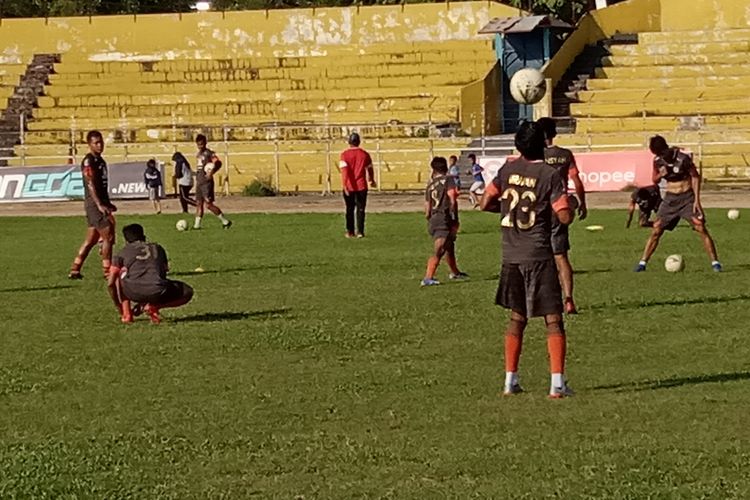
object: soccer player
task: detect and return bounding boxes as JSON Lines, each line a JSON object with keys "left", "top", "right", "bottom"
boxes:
{"left": 448, "top": 155, "right": 461, "bottom": 190}
{"left": 480, "top": 121, "right": 574, "bottom": 399}
{"left": 634, "top": 136, "right": 722, "bottom": 272}
{"left": 144, "top": 158, "right": 162, "bottom": 214}
{"left": 172, "top": 152, "right": 196, "bottom": 214}
{"left": 108, "top": 224, "right": 194, "bottom": 324}
{"left": 467, "top": 153, "right": 484, "bottom": 208}
{"left": 340, "top": 132, "right": 376, "bottom": 238}
{"left": 193, "top": 134, "right": 232, "bottom": 230}
{"left": 537, "top": 117, "right": 588, "bottom": 315}
{"left": 627, "top": 185, "right": 662, "bottom": 228}
{"left": 68, "top": 130, "right": 117, "bottom": 280}
{"left": 421, "top": 156, "right": 468, "bottom": 287}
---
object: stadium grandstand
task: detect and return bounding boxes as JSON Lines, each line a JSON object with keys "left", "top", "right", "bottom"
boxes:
{"left": 1, "top": 0, "right": 750, "bottom": 194}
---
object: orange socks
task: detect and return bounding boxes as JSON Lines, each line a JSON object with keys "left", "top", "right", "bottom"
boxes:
{"left": 547, "top": 334, "right": 566, "bottom": 374}
{"left": 424, "top": 256, "right": 440, "bottom": 279}
{"left": 504, "top": 333, "right": 523, "bottom": 372}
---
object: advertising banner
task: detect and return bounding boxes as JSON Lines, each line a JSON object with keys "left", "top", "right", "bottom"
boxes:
{"left": 478, "top": 150, "right": 654, "bottom": 192}
{"left": 0, "top": 162, "right": 165, "bottom": 203}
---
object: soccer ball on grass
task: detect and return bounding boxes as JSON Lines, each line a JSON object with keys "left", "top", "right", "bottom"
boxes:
{"left": 176, "top": 219, "right": 189, "bottom": 232}
{"left": 727, "top": 209, "right": 740, "bottom": 220}
{"left": 509, "top": 68, "right": 547, "bottom": 105}
{"left": 664, "top": 254, "right": 685, "bottom": 273}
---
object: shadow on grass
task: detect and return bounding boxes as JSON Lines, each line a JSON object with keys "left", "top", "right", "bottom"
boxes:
{"left": 172, "top": 263, "right": 323, "bottom": 277}
{"left": 170, "top": 307, "right": 291, "bottom": 324}
{"left": 587, "top": 294, "right": 750, "bottom": 311}
{"left": 593, "top": 371, "right": 750, "bottom": 392}
{"left": 574, "top": 268, "right": 613, "bottom": 275}
{"left": 0, "top": 284, "right": 73, "bottom": 293}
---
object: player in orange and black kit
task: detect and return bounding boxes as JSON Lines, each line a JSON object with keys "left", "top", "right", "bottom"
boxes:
{"left": 193, "top": 134, "right": 232, "bottom": 230}
{"left": 537, "top": 118, "right": 587, "bottom": 314}
{"left": 421, "top": 156, "right": 468, "bottom": 287}
{"left": 627, "top": 185, "right": 661, "bottom": 228}
{"left": 108, "top": 224, "right": 194, "bottom": 324}
{"left": 68, "top": 130, "right": 117, "bottom": 280}
{"left": 480, "top": 121, "right": 574, "bottom": 399}
{"left": 634, "top": 135, "right": 722, "bottom": 272}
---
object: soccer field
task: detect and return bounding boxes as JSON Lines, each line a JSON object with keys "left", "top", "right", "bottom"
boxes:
{"left": 2, "top": 209, "right": 750, "bottom": 498}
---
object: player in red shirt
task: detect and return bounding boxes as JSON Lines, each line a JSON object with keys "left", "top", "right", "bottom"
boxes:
{"left": 339, "top": 133, "right": 376, "bottom": 238}
{"left": 68, "top": 130, "right": 117, "bottom": 280}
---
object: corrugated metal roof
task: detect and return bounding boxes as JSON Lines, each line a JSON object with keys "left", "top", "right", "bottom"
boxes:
{"left": 478, "top": 15, "right": 572, "bottom": 34}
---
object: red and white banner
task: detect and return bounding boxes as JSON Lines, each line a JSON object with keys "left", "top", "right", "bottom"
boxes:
{"left": 479, "top": 150, "right": 654, "bottom": 192}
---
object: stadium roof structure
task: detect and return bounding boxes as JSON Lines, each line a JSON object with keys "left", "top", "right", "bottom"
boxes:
{"left": 479, "top": 15, "right": 573, "bottom": 34}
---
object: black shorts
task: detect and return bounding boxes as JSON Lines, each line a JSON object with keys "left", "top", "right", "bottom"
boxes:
{"left": 550, "top": 218, "right": 570, "bottom": 255}
{"left": 195, "top": 180, "right": 215, "bottom": 204}
{"left": 428, "top": 221, "right": 459, "bottom": 241}
{"left": 123, "top": 280, "right": 193, "bottom": 305}
{"left": 656, "top": 190, "right": 703, "bottom": 231}
{"left": 497, "top": 259, "right": 562, "bottom": 317}
{"left": 85, "top": 203, "right": 114, "bottom": 230}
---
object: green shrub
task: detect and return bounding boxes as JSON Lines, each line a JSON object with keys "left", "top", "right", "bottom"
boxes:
{"left": 242, "top": 178, "right": 276, "bottom": 197}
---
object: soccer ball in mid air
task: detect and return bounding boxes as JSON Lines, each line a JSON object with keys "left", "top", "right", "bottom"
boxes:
{"left": 509, "top": 68, "right": 547, "bottom": 105}
{"left": 664, "top": 254, "right": 685, "bottom": 273}
{"left": 727, "top": 209, "right": 740, "bottom": 220}
{"left": 203, "top": 162, "right": 215, "bottom": 174}
{"left": 176, "top": 219, "right": 189, "bottom": 232}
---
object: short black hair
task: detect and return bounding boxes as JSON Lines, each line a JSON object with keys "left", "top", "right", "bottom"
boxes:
{"left": 195, "top": 134, "right": 207, "bottom": 144}
{"left": 431, "top": 156, "right": 448, "bottom": 174}
{"left": 147, "top": 158, "right": 156, "bottom": 168}
{"left": 122, "top": 224, "right": 146, "bottom": 243}
{"left": 649, "top": 135, "right": 669, "bottom": 156}
{"left": 514, "top": 121, "right": 546, "bottom": 161}
{"left": 536, "top": 117, "right": 557, "bottom": 141}
{"left": 449, "top": 155, "right": 458, "bottom": 162}
{"left": 468, "top": 153, "right": 476, "bottom": 161}
{"left": 86, "top": 130, "right": 103, "bottom": 143}
{"left": 348, "top": 132, "right": 361, "bottom": 147}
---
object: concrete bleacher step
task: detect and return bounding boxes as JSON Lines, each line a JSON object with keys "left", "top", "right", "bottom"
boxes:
{"left": 570, "top": 99, "right": 750, "bottom": 118}
{"left": 609, "top": 40, "right": 750, "bottom": 56}
{"left": 602, "top": 52, "right": 750, "bottom": 67}
{"left": 595, "top": 64, "right": 750, "bottom": 79}
{"left": 575, "top": 115, "right": 750, "bottom": 133}
{"left": 576, "top": 87, "right": 750, "bottom": 103}
{"left": 587, "top": 75, "right": 750, "bottom": 90}
{"left": 639, "top": 29, "right": 750, "bottom": 44}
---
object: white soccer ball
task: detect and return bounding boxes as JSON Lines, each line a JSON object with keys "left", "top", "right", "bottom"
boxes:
{"left": 509, "top": 68, "right": 547, "bottom": 105}
{"left": 176, "top": 219, "right": 188, "bottom": 232}
{"left": 727, "top": 208, "right": 740, "bottom": 220}
{"left": 665, "top": 254, "right": 685, "bottom": 273}
{"left": 203, "top": 162, "right": 215, "bottom": 174}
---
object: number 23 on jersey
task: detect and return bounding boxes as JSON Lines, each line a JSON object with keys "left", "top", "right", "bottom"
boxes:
{"left": 501, "top": 188, "right": 537, "bottom": 230}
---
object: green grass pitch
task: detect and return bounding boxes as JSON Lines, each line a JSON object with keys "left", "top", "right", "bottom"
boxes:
{"left": 1, "top": 209, "right": 750, "bottom": 498}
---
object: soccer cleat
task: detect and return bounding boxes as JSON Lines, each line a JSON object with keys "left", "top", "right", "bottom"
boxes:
{"left": 564, "top": 298, "right": 578, "bottom": 315}
{"left": 68, "top": 271, "right": 83, "bottom": 280}
{"left": 144, "top": 304, "right": 161, "bottom": 324}
{"left": 634, "top": 263, "right": 647, "bottom": 272}
{"left": 131, "top": 303, "right": 144, "bottom": 318}
{"left": 356, "top": 233, "right": 365, "bottom": 239}
{"left": 712, "top": 262, "right": 723, "bottom": 272}
{"left": 503, "top": 383, "right": 524, "bottom": 396}
{"left": 549, "top": 384, "right": 575, "bottom": 399}
{"left": 420, "top": 278, "right": 441, "bottom": 287}
{"left": 222, "top": 220, "right": 232, "bottom": 229}
{"left": 345, "top": 232, "right": 355, "bottom": 239}
{"left": 449, "top": 272, "right": 470, "bottom": 280}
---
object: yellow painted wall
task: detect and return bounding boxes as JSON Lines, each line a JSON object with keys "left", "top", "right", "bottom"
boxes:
{"left": 0, "top": 1, "right": 518, "bottom": 63}
{"left": 659, "top": 0, "right": 750, "bottom": 31}
{"left": 460, "top": 62, "right": 502, "bottom": 136}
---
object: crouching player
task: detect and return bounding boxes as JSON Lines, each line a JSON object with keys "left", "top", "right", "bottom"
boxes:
{"left": 108, "top": 224, "right": 193, "bottom": 324}
{"left": 421, "top": 157, "right": 469, "bottom": 287}
{"left": 480, "top": 121, "right": 574, "bottom": 398}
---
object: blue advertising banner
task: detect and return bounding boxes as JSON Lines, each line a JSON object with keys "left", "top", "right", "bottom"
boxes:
{"left": 0, "top": 162, "right": 165, "bottom": 202}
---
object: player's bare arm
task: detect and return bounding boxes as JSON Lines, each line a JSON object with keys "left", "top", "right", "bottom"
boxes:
{"left": 479, "top": 183, "right": 502, "bottom": 213}
{"left": 83, "top": 169, "right": 110, "bottom": 215}
{"left": 106, "top": 266, "right": 123, "bottom": 309}
{"left": 339, "top": 160, "right": 349, "bottom": 195}
{"left": 570, "top": 159, "right": 587, "bottom": 220}
{"left": 367, "top": 161, "right": 376, "bottom": 188}
{"left": 653, "top": 163, "right": 666, "bottom": 185}
{"left": 626, "top": 199, "right": 636, "bottom": 228}
{"left": 689, "top": 162, "right": 703, "bottom": 215}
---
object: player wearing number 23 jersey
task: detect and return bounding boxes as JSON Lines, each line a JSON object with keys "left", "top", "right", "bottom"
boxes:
{"left": 480, "top": 121, "right": 574, "bottom": 399}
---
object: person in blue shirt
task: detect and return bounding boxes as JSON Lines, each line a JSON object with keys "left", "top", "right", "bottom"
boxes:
{"left": 466, "top": 153, "right": 484, "bottom": 208}
{"left": 448, "top": 155, "right": 461, "bottom": 190}
{"left": 144, "top": 159, "right": 163, "bottom": 214}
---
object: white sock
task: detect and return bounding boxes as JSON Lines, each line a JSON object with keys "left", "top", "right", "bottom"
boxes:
{"left": 505, "top": 372, "right": 518, "bottom": 388}
{"left": 639, "top": 260, "right": 647, "bottom": 267}
{"left": 551, "top": 373, "right": 564, "bottom": 389}
{"left": 218, "top": 214, "right": 229, "bottom": 224}
{"left": 712, "top": 260, "right": 720, "bottom": 266}
{"left": 194, "top": 216, "right": 202, "bottom": 228}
